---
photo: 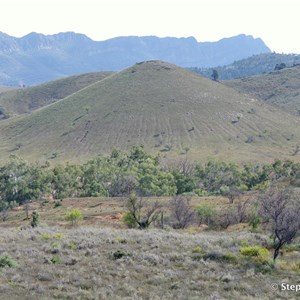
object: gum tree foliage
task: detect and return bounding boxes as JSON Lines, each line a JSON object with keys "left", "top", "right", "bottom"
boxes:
{"left": 80, "top": 156, "right": 114, "bottom": 197}
{"left": 51, "top": 164, "right": 83, "bottom": 199}
{"left": 0, "top": 156, "right": 51, "bottom": 207}
{"left": 80, "top": 146, "right": 177, "bottom": 197}
{"left": 170, "top": 159, "right": 196, "bottom": 194}
{"left": 1, "top": 150, "right": 300, "bottom": 205}
{"left": 127, "top": 146, "right": 177, "bottom": 196}
{"left": 194, "top": 160, "right": 245, "bottom": 194}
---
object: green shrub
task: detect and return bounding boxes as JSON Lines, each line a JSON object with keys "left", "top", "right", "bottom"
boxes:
{"left": 39, "top": 233, "right": 52, "bottom": 240}
{"left": 192, "top": 246, "right": 203, "bottom": 253}
{"left": 30, "top": 211, "right": 40, "bottom": 227}
{"left": 39, "top": 233, "right": 63, "bottom": 240}
{"left": 196, "top": 205, "right": 216, "bottom": 226}
{"left": 65, "top": 209, "right": 82, "bottom": 226}
{"left": 111, "top": 250, "right": 130, "bottom": 260}
{"left": 240, "top": 245, "right": 269, "bottom": 257}
{"left": 122, "top": 212, "right": 137, "bottom": 228}
{"left": 249, "top": 215, "right": 261, "bottom": 231}
{"left": 68, "top": 242, "right": 77, "bottom": 250}
{"left": 240, "top": 246, "right": 270, "bottom": 264}
{"left": 54, "top": 201, "right": 62, "bottom": 208}
{"left": 193, "top": 189, "right": 209, "bottom": 197}
{"left": 0, "top": 255, "right": 17, "bottom": 268}
{"left": 50, "top": 256, "right": 61, "bottom": 264}
{"left": 51, "top": 242, "right": 59, "bottom": 249}
{"left": 201, "top": 251, "right": 236, "bottom": 263}
{"left": 116, "top": 236, "right": 127, "bottom": 244}
{"left": 283, "top": 244, "right": 300, "bottom": 253}
{"left": 53, "top": 233, "right": 63, "bottom": 239}
{"left": 239, "top": 240, "right": 249, "bottom": 246}
{"left": 223, "top": 252, "right": 237, "bottom": 263}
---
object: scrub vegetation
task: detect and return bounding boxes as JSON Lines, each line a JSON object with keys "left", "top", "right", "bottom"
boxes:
{"left": 0, "top": 147, "right": 300, "bottom": 299}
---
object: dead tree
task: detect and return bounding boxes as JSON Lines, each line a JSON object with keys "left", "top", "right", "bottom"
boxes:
{"left": 126, "top": 194, "right": 161, "bottom": 229}
{"left": 169, "top": 196, "right": 195, "bottom": 229}
{"left": 259, "top": 187, "right": 300, "bottom": 261}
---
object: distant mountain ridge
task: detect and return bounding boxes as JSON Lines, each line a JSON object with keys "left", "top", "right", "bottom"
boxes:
{"left": 0, "top": 32, "right": 270, "bottom": 85}
{"left": 192, "top": 53, "right": 300, "bottom": 80}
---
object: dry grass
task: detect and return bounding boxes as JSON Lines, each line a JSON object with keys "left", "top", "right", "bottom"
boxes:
{"left": 0, "top": 72, "right": 112, "bottom": 116}
{"left": 0, "top": 196, "right": 299, "bottom": 299}
{"left": 0, "top": 226, "right": 298, "bottom": 300}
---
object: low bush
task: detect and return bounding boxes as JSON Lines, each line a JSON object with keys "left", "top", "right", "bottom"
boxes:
{"left": 30, "top": 211, "right": 39, "bottom": 227}
{"left": 240, "top": 245, "right": 269, "bottom": 257}
{"left": 65, "top": 209, "right": 82, "bottom": 226}
{"left": 240, "top": 245, "right": 270, "bottom": 265}
{"left": 202, "top": 251, "right": 237, "bottom": 263}
{"left": 0, "top": 255, "right": 17, "bottom": 268}
{"left": 111, "top": 250, "right": 130, "bottom": 260}
{"left": 54, "top": 201, "right": 62, "bottom": 208}
{"left": 196, "top": 205, "right": 216, "bottom": 226}
{"left": 122, "top": 212, "right": 137, "bottom": 228}
{"left": 192, "top": 246, "right": 203, "bottom": 253}
{"left": 50, "top": 256, "right": 61, "bottom": 264}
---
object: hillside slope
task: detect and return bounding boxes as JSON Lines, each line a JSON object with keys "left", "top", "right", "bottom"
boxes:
{"left": 191, "top": 53, "right": 300, "bottom": 80}
{"left": 0, "top": 72, "right": 113, "bottom": 116}
{"left": 0, "top": 61, "right": 299, "bottom": 163}
{"left": 224, "top": 65, "right": 300, "bottom": 115}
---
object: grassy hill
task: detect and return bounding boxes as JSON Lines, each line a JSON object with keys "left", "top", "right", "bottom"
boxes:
{"left": 224, "top": 65, "right": 300, "bottom": 115}
{"left": 0, "top": 72, "right": 113, "bottom": 117}
{"left": 0, "top": 86, "right": 18, "bottom": 94}
{"left": 191, "top": 53, "right": 300, "bottom": 80}
{"left": 0, "top": 60, "right": 300, "bottom": 163}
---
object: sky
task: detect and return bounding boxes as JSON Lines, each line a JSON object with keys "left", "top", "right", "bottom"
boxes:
{"left": 1, "top": 0, "right": 300, "bottom": 53}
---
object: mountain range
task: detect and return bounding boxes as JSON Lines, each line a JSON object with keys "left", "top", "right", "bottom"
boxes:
{"left": 0, "top": 32, "right": 270, "bottom": 86}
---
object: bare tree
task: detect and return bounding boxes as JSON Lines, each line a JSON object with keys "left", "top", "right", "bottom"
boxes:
{"left": 236, "top": 197, "right": 253, "bottom": 223}
{"left": 175, "top": 158, "right": 195, "bottom": 176}
{"left": 259, "top": 187, "right": 300, "bottom": 261}
{"left": 169, "top": 196, "right": 195, "bottom": 229}
{"left": 126, "top": 194, "right": 161, "bottom": 229}
{"left": 221, "top": 186, "right": 243, "bottom": 204}
{"left": 24, "top": 199, "right": 30, "bottom": 220}
{"left": 216, "top": 207, "right": 238, "bottom": 229}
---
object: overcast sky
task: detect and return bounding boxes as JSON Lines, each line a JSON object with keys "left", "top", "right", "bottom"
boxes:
{"left": 1, "top": 0, "right": 299, "bottom": 53}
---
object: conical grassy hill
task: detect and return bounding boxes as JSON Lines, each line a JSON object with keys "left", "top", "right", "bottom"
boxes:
{"left": 0, "top": 61, "right": 299, "bottom": 163}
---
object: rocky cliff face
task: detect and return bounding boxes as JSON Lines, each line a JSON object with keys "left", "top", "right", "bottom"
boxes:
{"left": 0, "top": 32, "right": 270, "bottom": 86}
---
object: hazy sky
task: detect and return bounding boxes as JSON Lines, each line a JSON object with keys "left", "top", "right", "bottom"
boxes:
{"left": 1, "top": 0, "right": 299, "bottom": 53}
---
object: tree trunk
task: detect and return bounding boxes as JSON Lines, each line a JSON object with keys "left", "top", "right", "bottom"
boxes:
{"left": 273, "top": 241, "right": 284, "bottom": 261}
